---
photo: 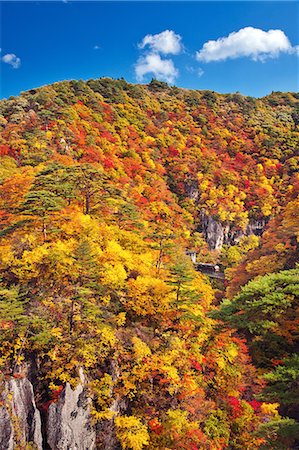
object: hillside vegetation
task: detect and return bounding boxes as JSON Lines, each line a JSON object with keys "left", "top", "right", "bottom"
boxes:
{"left": 0, "top": 78, "right": 298, "bottom": 449}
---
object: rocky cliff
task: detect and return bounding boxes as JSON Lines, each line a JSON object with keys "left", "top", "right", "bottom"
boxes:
{"left": 0, "top": 370, "right": 96, "bottom": 450}
{"left": 200, "top": 211, "right": 266, "bottom": 249}
{"left": 0, "top": 377, "right": 43, "bottom": 449}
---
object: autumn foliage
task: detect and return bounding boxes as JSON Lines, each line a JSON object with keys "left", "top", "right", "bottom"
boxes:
{"left": 0, "top": 78, "right": 298, "bottom": 448}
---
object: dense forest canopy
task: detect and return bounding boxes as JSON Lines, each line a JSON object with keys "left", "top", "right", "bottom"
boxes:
{"left": 0, "top": 78, "right": 298, "bottom": 449}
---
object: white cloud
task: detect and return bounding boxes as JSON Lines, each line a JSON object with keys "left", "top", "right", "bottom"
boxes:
{"left": 135, "top": 53, "right": 178, "bottom": 83}
{"left": 135, "top": 30, "right": 182, "bottom": 83}
{"left": 2, "top": 53, "right": 21, "bottom": 69}
{"left": 197, "top": 68, "right": 204, "bottom": 77}
{"left": 138, "top": 30, "right": 182, "bottom": 55}
{"left": 186, "top": 65, "right": 204, "bottom": 77}
{"left": 196, "top": 27, "right": 292, "bottom": 62}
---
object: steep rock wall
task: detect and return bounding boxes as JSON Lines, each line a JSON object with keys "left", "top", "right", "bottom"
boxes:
{"left": 0, "top": 368, "right": 98, "bottom": 450}
{"left": 47, "top": 369, "right": 96, "bottom": 450}
{"left": 0, "top": 377, "right": 43, "bottom": 450}
{"left": 200, "top": 211, "right": 266, "bottom": 249}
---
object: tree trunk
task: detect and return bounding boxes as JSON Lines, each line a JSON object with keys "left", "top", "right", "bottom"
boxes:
{"left": 42, "top": 219, "right": 47, "bottom": 242}
{"left": 85, "top": 191, "right": 90, "bottom": 215}
{"left": 156, "top": 239, "right": 164, "bottom": 272}
{"left": 176, "top": 282, "right": 181, "bottom": 303}
{"left": 69, "top": 299, "right": 74, "bottom": 333}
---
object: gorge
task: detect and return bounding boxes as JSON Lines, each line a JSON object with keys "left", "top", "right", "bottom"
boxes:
{"left": 0, "top": 78, "right": 298, "bottom": 449}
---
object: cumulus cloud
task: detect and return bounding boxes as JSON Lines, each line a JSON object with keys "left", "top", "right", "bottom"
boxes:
{"left": 196, "top": 27, "right": 292, "bottom": 62}
{"left": 138, "top": 30, "right": 182, "bottom": 55}
{"left": 2, "top": 53, "right": 21, "bottom": 69}
{"left": 135, "top": 53, "right": 178, "bottom": 83}
{"left": 135, "top": 29, "right": 182, "bottom": 83}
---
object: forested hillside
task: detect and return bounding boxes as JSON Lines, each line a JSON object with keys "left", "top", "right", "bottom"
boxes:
{"left": 0, "top": 78, "right": 298, "bottom": 449}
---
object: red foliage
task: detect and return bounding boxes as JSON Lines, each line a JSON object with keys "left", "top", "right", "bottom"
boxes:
{"left": 101, "top": 130, "right": 117, "bottom": 143}
{"left": 248, "top": 399, "right": 262, "bottom": 413}
{"left": 227, "top": 396, "right": 242, "bottom": 418}
{"left": 168, "top": 146, "right": 179, "bottom": 157}
{"left": 123, "top": 157, "right": 144, "bottom": 178}
{"left": 148, "top": 418, "right": 164, "bottom": 435}
{"left": 103, "top": 157, "right": 115, "bottom": 169}
{"left": 0, "top": 145, "right": 11, "bottom": 156}
{"left": 136, "top": 196, "right": 149, "bottom": 206}
{"left": 51, "top": 385, "right": 64, "bottom": 401}
{"left": 41, "top": 385, "right": 64, "bottom": 412}
{"left": 100, "top": 102, "right": 115, "bottom": 123}
{"left": 190, "top": 445, "right": 199, "bottom": 450}
{"left": 271, "top": 358, "right": 284, "bottom": 366}
{"left": 81, "top": 148, "right": 101, "bottom": 163}
{"left": 190, "top": 359, "right": 202, "bottom": 372}
{"left": 276, "top": 163, "right": 283, "bottom": 172}
{"left": 12, "top": 373, "right": 25, "bottom": 379}
{"left": 1, "top": 320, "right": 13, "bottom": 329}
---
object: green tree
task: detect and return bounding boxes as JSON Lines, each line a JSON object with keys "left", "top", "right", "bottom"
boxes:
{"left": 168, "top": 255, "right": 195, "bottom": 304}
{"left": 66, "top": 164, "right": 109, "bottom": 215}
{"left": 21, "top": 189, "right": 64, "bottom": 241}
{"left": 215, "top": 268, "right": 299, "bottom": 367}
{"left": 34, "top": 163, "right": 75, "bottom": 204}
{"left": 261, "top": 355, "right": 299, "bottom": 420}
{"left": 0, "top": 284, "right": 29, "bottom": 371}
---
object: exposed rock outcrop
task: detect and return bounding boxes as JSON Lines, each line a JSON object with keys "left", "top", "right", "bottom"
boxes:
{"left": 246, "top": 220, "right": 266, "bottom": 237}
{"left": 97, "top": 396, "right": 128, "bottom": 450}
{"left": 47, "top": 369, "right": 96, "bottom": 450}
{"left": 96, "top": 360, "right": 128, "bottom": 450}
{"left": 0, "top": 377, "right": 43, "bottom": 450}
{"left": 200, "top": 211, "right": 266, "bottom": 249}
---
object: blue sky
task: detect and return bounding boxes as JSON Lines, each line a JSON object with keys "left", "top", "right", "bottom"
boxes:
{"left": 1, "top": 1, "right": 298, "bottom": 98}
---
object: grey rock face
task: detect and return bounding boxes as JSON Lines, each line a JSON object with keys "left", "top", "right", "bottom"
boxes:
{"left": 246, "top": 220, "right": 266, "bottom": 237}
{"left": 0, "top": 377, "right": 43, "bottom": 450}
{"left": 47, "top": 370, "right": 96, "bottom": 450}
{"left": 201, "top": 213, "right": 229, "bottom": 249}
{"left": 186, "top": 184, "right": 200, "bottom": 201}
{"left": 200, "top": 211, "right": 266, "bottom": 249}
{"left": 0, "top": 403, "right": 14, "bottom": 450}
